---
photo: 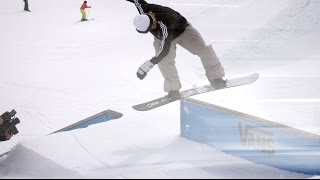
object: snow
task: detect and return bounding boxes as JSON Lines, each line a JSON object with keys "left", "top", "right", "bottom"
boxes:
{"left": 0, "top": 0, "right": 319, "bottom": 178}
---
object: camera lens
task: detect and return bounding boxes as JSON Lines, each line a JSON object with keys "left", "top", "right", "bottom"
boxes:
{"left": 9, "top": 109, "right": 16, "bottom": 117}
{"left": 13, "top": 118, "right": 20, "bottom": 125}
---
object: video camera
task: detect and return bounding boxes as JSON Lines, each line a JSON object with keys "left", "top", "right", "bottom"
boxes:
{"left": 0, "top": 109, "right": 20, "bottom": 136}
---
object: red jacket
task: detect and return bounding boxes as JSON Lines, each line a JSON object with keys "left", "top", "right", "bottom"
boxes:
{"left": 80, "top": 3, "right": 90, "bottom": 10}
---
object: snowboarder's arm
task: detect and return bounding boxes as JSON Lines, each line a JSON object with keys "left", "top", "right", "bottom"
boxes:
{"left": 135, "top": 22, "right": 174, "bottom": 80}
{"left": 150, "top": 22, "right": 174, "bottom": 65}
{"left": 126, "top": 0, "right": 149, "bottom": 14}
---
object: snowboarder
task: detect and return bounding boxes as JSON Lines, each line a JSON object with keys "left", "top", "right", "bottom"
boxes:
{"left": 23, "top": 0, "right": 31, "bottom": 12}
{"left": 126, "top": 0, "right": 227, "bottom": 98}
{"left": 80, "top": 1, "right": 91, "bottom": 21}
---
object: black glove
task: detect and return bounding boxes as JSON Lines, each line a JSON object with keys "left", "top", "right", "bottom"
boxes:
{"left": 136, "top": 60, "right": 154, "bottom": 80}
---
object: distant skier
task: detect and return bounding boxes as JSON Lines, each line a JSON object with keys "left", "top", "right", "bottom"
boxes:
{"left": 80, "top": 1, "right": 91, "bottom": 21}
{"left": 126, "top": 0, "right": 227, "bottom": 98}
{"left": 23, "top": 0, "right": 31, "bottom": 12}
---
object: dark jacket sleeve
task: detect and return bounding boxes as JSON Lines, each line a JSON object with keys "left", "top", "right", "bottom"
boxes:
{"left": 127, "top": 0, "right": 174, "bottom": 65}
{"left": 127, "top": 0, "right": 149, "bottom": 14}
{"left": 150, "top": 22, "right": 175, "bottom": 65}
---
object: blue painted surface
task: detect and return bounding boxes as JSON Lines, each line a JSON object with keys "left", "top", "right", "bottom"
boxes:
{"left": 181, "top": 99, "right": 320, "bottom": 175}
{"left": 53, "top": 110, "right": 123, "bottom": 133}
{"left": 0, "top": 110, "right": 123, "bottom": 158}
{"left": 67, "top": 114, "right": 114, "bottom": 131}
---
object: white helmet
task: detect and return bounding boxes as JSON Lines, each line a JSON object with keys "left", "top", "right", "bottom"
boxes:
{"left": 133, "top": 14, "right": 153, "bottom": 33}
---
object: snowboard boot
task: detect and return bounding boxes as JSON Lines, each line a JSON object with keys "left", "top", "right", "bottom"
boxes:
{"left": 210, "top": 78, "right": 227, "bottom": 89}
{"left": 166, "top": 90, "right": 181, "bottom": 99}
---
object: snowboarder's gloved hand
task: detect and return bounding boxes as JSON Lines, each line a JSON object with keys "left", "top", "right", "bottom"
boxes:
{"left": 136, "top": 60, "right": 154, "bottom": 80}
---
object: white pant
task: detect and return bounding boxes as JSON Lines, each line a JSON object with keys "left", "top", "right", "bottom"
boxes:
{"left": 153, "top": 23, "right": 225, "bottom": 92}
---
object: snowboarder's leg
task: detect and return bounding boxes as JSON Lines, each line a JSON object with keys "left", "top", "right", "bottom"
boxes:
{"left": 177, "top": 23, "right": 225, "bottom": 82}
{"left": 80, "top": 9, "right": 87, "bottom": 21}
{"left": 153, "top": 38, "right": 181, "bottom": 93}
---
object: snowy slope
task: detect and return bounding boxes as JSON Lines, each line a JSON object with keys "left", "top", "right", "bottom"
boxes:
{"left": 0, "top": 0, "right": 319, "bottom": 178}
{"left": 195, "top": 0, "right": 320, "bottom": 135}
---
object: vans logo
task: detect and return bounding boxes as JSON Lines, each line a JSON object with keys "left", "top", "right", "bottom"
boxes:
{"left": 238, "top": 122, "right": 275, "bottom": 155}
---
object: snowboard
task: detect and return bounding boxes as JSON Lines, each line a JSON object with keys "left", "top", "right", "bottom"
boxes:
{"left": 132, "top": 73, "right": 259, "bottom": 111}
